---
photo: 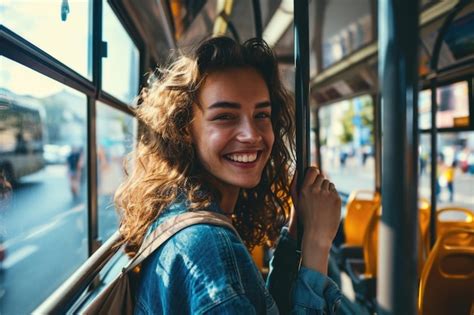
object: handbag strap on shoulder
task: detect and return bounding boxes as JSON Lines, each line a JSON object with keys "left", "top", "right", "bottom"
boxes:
{"left": 124, "top": 211, "right": 239, "bottom": 273}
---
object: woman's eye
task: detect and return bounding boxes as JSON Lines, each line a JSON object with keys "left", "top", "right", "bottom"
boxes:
{"left": 214, "top": 114, "right": 235, "bottom": 121}
{"left": 255, "top": 112, "right": 271, "bottom": 119}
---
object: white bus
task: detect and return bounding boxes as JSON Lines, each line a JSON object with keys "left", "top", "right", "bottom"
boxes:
{"left": 0, "top": 91, "right": 46, "bottom": 184}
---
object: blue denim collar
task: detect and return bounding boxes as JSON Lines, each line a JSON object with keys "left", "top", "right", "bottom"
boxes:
{"left": 146, "top": 193, "right": 225, "bottom": 236}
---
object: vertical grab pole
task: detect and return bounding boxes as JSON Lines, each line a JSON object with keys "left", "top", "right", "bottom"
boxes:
{"left": 294, "top": 0, "right": 310, "bottom": 250}
{"left": 377, "top": 0, "right": 419, "bottom": 314}
{"left": 252, "top": 0, "right": 263, "bottom": 39}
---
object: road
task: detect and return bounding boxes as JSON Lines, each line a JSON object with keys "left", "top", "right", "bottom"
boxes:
{"left": 0, "top": 165, "right": 118, "bottom": 315}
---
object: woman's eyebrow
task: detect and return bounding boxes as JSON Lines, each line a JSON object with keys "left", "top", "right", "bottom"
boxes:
{"left": 255, "top": 101, "right": 271, "bottom": 108}
{"left": 207, "top": 101, "right": 271, "bottom": 110}
{"left": 208, "top": 101, "right": 240, "bottom": 109}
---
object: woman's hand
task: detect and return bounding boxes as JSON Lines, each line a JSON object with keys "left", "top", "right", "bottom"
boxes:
{"left": 289, "top": 167, "right": 342, "bottom": 274}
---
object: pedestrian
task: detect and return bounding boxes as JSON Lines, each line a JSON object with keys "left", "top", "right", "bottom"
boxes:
{"left": 443, "top": 160, "right": 456, "bottom": 202}
{"left": 67, "top": 146, "right": 84, "bottom": 200}
{"left": 115, "top": 36, "right": 342, "bottom": 314}
{"left": 436, "top": 153, "right": 445, "bottom": 202}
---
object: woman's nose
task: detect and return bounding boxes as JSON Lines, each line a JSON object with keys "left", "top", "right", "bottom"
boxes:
{"left": 236, "top": 119, "right": 262, "bottom": 143}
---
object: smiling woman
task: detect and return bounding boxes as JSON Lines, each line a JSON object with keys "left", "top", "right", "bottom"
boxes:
{"left": 114, "top": 36, "right": 342, "bottom": 314}
{"left": 190, "top": 67, "right": 275, "bottom": 208}
{"left": 117, "top": 37, "right": 296, "bottom": 255}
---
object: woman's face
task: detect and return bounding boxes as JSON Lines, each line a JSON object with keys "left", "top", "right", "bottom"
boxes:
{"left": 191, "top": 67, "right": 274, "bottom": 195}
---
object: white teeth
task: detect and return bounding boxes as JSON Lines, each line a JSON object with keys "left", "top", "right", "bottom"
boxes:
{"left": 227, "top": 153, "right": 258, "bottom": 163}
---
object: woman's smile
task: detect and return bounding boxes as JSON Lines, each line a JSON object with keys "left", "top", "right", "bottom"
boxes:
{"left": 223, "top": 150, "right": 263, "bottom": 168}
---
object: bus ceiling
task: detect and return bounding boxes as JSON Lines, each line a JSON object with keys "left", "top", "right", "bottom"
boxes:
{"left": 114, "top": 0, "right": 471, "bottom": 106}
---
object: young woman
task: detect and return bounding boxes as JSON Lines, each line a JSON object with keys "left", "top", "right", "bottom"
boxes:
{"left": 115, "top": 36, "right": 342, "bottom": 314}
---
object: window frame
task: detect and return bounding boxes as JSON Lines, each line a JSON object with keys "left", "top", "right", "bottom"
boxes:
{"left": 1, "top": 0, "right": 143, "bottom": 258}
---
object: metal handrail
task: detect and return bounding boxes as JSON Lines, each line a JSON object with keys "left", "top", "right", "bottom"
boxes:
{"left": 33, "top": 231, "right": 123, "bottom": 315}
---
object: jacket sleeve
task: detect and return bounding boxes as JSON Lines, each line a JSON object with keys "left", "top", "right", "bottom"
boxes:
{"left": 267, "top": 227, "right": 342, "bottom": 315}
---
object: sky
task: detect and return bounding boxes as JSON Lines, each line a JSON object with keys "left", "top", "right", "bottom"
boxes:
{"left": 1, "top": 0, "right": 138, "bottom": 102}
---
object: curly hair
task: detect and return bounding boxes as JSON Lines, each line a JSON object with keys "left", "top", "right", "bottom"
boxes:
{"left": 115, "top": 37, "right": 295, "bottom": 256}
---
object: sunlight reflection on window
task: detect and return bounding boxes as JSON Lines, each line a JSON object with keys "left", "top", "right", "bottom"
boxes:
{"left": 102, "top": 1, "right": 139, "bottom": 104}
{"left": 1, "top": 0, "right": 92, "bottom": 78}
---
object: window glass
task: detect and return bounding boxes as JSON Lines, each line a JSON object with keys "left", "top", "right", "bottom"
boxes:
{"left": 319, "top": 95, "right": 375, "bottom": 198}
{"left": 0, "top": 57, "right": 88, "bottom": 314}
{"left": 419, "top": 132, "right": 474, "bottom": 210}
{"left": 1, "top": 0, "right": 92, "bottom": 79}
{"left": 322, "top": 0, "right": 372, "bottom": 68}
{"left": 102, "top": 1, "right": 139, "bottom": 104}
{"left": 97, "top": 102, "right": 136, "bottom": 241}
{"left": 419, "top": 81, "right": 470, "bottom": 130}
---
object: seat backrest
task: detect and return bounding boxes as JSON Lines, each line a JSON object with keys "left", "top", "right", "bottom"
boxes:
{"left": 419, "top": 198, "right": 431, "bottom": 246}
{"left": 344, "top": 190, "right": 381, "bottom": 246}
{"left": 363, "top": 208, "right": 380, "bottom": 278}
{"left": 363, "top": 203, "right": 430, "bottom": 278}
{"left": 418, "top": 228, "right": 474, "bottom": 315}
{"left": 418, "top": 199, "right": 431, "bottom": 273}
{"left": 436, "top": 207, "right": 474, "bottom": 245}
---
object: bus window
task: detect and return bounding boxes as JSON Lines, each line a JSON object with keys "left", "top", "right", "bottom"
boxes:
{"left": 96, "top": 102, "right": 137, "bottom": 241}
{"left": 419, "top": 81, "right": 470, "bottom": 130}
{"left": 419, "top": 132, "right": 474, "bottom": 210}
{"left": 0, "top": 57, "right": 88, "bottom": 314}
{"left": 1, "top": 0, "right": 93, "bottom": 79}
{"left": 318, "top": 95, "right": 375, "bottom": 201}
{"left": 102, "top": 0, "right": 139, "bottom": 104}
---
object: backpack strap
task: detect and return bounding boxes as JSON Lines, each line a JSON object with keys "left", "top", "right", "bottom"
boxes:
{"left": 124, "top": 211, "right": 239, "bottom": 273}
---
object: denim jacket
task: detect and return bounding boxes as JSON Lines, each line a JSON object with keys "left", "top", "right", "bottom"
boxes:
{"left": 134, "top": 199, "right": 341, "bottom": 314}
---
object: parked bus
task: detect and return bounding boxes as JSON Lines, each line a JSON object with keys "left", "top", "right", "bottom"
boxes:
{"left": 0, "top": 90, "right": 46, "bottom": 184}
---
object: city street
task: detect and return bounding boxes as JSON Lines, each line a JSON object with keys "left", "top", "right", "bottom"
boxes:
{"left": 324, "top": 158, "right": 474, "bottom": 212}
{"left": 0, "top": 165, "right": 118, "bottom": 315}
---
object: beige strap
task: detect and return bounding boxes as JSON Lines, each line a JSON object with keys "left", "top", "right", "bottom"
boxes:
{"left": 125, "top": 211, "right": 239, "bottom": 273}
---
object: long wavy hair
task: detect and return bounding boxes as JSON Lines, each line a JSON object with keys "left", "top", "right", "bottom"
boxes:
{"left": 115, "top": 37, "right": 295, "bottom": 256}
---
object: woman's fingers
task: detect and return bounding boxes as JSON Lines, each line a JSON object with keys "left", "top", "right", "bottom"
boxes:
{"left": 313, "top": 174, "right": 325, "bottom": 189}
{"left": 321, "top": 179, "right": 331, "bottom": 191}
{"left": 302, "top": 167, "right": 319, "bottom": 188}
{"left": 300, "top": 166, "right": 337, "bottom": 194}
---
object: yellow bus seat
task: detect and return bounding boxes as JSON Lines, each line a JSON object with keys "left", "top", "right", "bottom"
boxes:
{"left": 344, "top": 190, "right": 381, "bottom": 246}
{"left": 419, "top": 198, "right": 431, "bottom": 252}
{"left": 418, "top": 228, "right": 474, "bottom": 315}
{"left": 363, "top": 208, "right": 380, "bottom": 278}
{"left": 436, "top": 207, "right": 474, "bottom": 246}
{"left": 363, "top": 204, "right": 429, "bottom": 278}
{"left": 344, "top": 205, "right": 380, "bottom": 306}
{"left": 418, "top": 199, "right": 431, "bottom": 273}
